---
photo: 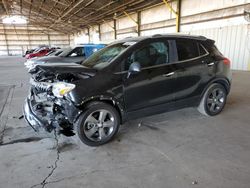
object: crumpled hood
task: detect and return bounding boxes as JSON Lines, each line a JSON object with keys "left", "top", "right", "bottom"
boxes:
{"left": 33, "top": 56, "right": 65, "bottom": 63}
{"left": 35, "top": 63, "right": 97, "bottom": 75}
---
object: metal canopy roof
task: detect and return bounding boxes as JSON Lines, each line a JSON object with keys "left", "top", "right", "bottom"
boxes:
{"left": 0, "top": 0, "right": 166, "bottom": 34}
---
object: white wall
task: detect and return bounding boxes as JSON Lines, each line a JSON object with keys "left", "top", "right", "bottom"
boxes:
{"left": 181, "top": 0, "right": 249, "bottom": 16}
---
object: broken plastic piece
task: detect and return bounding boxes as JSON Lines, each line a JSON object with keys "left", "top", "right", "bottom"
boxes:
{"left": 18, "top": 115, "right": 24, "bottom": 119}
{"left": 192, "top": 180, "right": 198, "bottom": 185}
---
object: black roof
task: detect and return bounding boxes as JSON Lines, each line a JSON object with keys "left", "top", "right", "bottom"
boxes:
{"left": 112, "top": 34, "right": 211, "bottom": 44}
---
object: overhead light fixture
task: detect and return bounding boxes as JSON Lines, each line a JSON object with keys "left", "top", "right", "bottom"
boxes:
{"left": 113, "top": 13, "right": 117, "bottom": 19}
{"left": 2, "top": 15, "right": 27, "bottom": 24}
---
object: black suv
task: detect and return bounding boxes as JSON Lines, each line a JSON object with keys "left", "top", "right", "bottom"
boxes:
{"left": 24, "top": 34, "right": 232, "bottom": 146}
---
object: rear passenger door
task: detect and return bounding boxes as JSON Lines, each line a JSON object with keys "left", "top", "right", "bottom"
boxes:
{"left": 173, "top": 39, "right": 213, "bottom": 103}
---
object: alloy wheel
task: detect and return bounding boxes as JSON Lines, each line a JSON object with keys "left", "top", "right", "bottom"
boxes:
{"left": 83, "top": 109, "right": 115, "bottom": 142}
{"left": 206, "top": 88, "right": 226, "bottom": 113}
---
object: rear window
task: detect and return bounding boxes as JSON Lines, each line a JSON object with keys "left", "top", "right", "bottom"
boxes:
{"left": 176, "top": 39, "right": 199, "bottom": 61}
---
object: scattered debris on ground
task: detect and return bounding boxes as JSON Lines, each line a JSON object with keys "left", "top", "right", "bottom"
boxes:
{"left": 18, "top": 115, "right": 24, "bottom": 119}
{"left": 192, "top": 180, "right": 198, "bottom": 185}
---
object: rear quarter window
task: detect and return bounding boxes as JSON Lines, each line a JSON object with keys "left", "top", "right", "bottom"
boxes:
{"left": 176, "top": 39, "right": 199, "bottom": 61}
{"left": 210, "top": 45, "right": 223, "bottom": 56}
{"left": 198, "top": 43, "right": 208, "bottom": 56}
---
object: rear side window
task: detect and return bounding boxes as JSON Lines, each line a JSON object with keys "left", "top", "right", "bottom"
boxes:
{"left": 176, "top": 39, "right": 199, "bottom": 61}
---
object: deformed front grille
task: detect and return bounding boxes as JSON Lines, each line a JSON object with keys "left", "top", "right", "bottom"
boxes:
{"left": 30, "top": 78, "right": 52, "bottom": 92}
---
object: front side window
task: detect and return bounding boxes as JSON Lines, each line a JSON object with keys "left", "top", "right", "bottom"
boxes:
{"left": 40, "top": 49, "right": 48, "bottom": 53}
{"left": 68, "top": 47, "right": 84, "bottom": 57}
{"left": 126, "top": 41, "right": 169, "bottom": 69}
{"left": 59, "top": 47, "right": 72, "bottom": 57}
{"left": 176, "top": 39, "right": 199, "bottom": 61}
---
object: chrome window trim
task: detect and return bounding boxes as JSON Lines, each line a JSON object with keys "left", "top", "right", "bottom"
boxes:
{"left": 114, "top": 43, "right": 210, "bottom": 75}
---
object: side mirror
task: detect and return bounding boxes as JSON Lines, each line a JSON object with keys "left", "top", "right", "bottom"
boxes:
{"left": 127, "top": 62, "right": 141, "bottom": 78}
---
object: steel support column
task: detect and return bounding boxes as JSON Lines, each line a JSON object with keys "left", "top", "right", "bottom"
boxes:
{"left": 163, "top": 0, "right": 181, "bottom": 32}
{"left": 2, "top": 24, "right": 10, "bottom": 56}
{"left": 124, "top": 11, "right": 140, "bottom": 36}
{"left": 98, "top": 24, "right": 101, "bottom": 41}
{"left": 87, "top": 27, "right": 90, "bottom": 43}
{"left": 137, "top": 11, "right": 141, "bottom": 36}
{"left": 176, "top": 0, "right": 181, "bottom": 32}
{"left": 103, "top": 19, "right": 116, "bottom": 39}
{"left": 114, "top": 19, "right": 117, "bottom": 39}
{"left": 48, "top": 33, "right": 51, "bottom": 46}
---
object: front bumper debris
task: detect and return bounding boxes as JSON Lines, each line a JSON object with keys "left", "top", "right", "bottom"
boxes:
{"left": 23, "top": 90, "right": 80, "bottom": 133}
{"left": 23, "top": 98, "right": 51, "bottom": 132}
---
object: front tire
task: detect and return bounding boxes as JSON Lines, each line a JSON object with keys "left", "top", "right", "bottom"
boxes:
{"left": 198, "top": 83, "right": 227, "bottom": 116}
{"left": 76, "top": 101, "right": 120, "bottom": 146}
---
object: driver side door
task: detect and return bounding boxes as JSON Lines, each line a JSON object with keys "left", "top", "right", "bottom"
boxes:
{"left": 123, "top": 39, "right": 176, "bottom": 113}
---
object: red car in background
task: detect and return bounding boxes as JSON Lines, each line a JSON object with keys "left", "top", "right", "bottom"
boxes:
{"left": 25, "top": 48, "right": 51, "bottom": 59}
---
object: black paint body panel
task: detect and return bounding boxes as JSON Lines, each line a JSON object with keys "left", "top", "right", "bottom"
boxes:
{"left": 26, "top": 35, "right": 232, "bottom": 126}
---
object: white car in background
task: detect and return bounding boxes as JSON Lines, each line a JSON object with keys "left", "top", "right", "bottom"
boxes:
{"left": 24, "top": 44, "right": 106, "bottom": 70}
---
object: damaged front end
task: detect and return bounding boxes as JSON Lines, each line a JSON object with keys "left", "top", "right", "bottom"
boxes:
{"left": 24, "top": 83, "right": 79, "bottom": 133}
{"left": 23, "top": 63, "right": 95, "bottom": 133}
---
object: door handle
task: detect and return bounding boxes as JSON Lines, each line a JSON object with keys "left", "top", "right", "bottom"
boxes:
{"left": 207, "top": 62, "right": 215, "bottom": 66}
{"left": 162, "top": 72, "right": 175, "bottom": 77}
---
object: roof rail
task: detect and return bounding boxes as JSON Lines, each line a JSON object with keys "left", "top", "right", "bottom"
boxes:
{"left": 152, "top": 34, "right": 162, "bottom": 37}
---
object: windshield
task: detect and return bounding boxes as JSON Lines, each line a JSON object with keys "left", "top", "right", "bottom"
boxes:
{"left": 33, "top": 48, "right": 40, "bottom": 53}
{"left": 58, "top": 47, "right": 72, "bottom": 57}
{"left": 54, "top": 50, "right": 63, "bottom": 56}
{"left": 82, "top": 43, "right": 130, "bottom": 69}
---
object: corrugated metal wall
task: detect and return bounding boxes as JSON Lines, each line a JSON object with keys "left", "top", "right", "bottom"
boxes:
{"left": 183, "top": 24, "right": 250, "bottom": 70}
{"left": 0, "top": 25, "right": 70, "bottom": 56}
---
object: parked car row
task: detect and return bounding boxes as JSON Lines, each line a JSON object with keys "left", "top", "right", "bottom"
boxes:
{"left": 23, "top": 45, "right": 49, "bottom": 57}
{"left": 23, "top": 34, "right": 232, "bottom": 146}
{"left": 24, "top": 46, "right": 61, "bottom": 59}
{"left": 24, "top": 44, "right": 106, "bottom": 69}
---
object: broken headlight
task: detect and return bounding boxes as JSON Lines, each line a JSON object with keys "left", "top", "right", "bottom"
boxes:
{"left": 52, "top": 82, "right": 75, "bottom": 98}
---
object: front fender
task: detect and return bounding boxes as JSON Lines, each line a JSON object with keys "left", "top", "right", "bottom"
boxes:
{"left": 73, "top": 94, "right": 125, "bottom": 124}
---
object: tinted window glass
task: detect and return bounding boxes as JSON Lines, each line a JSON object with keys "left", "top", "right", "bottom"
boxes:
{"left": 59, "top": 47, "right": 72, "bottom": 57}
{"left": 176, "top": 39, "right": 199, "bottom": 61}
{"left": 40, "top": 50, "right": 47, "bottom": 53}
{"left": 199, "top": 44, "right": 207, "bottom": 56}
{"left": 210, "top": 45, "right": 222, "bottom": 56}
{"left": 127, "top": 41, "right": 169, "bottom": 69}
{"left": 68, "top": 47, "right": 84, "bottom": 57}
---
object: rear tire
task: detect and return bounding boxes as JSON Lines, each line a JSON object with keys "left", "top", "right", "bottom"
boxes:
{"left": 198, "top": 83, "right": 227, "bottom": 116}
{"left": 76, "top": 101, "right": 120, "bottom": 146}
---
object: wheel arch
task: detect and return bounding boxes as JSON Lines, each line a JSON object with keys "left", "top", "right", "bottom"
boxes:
{"left": 75, "top": 95, "right": 125, "bottom": 124}
{"left": 201, "top": 77, "right": 231, "bottom": 99}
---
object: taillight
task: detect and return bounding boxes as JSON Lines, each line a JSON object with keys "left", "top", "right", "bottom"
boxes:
{"left": 223, "top": 58, "right": 230, "bottom": 66}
